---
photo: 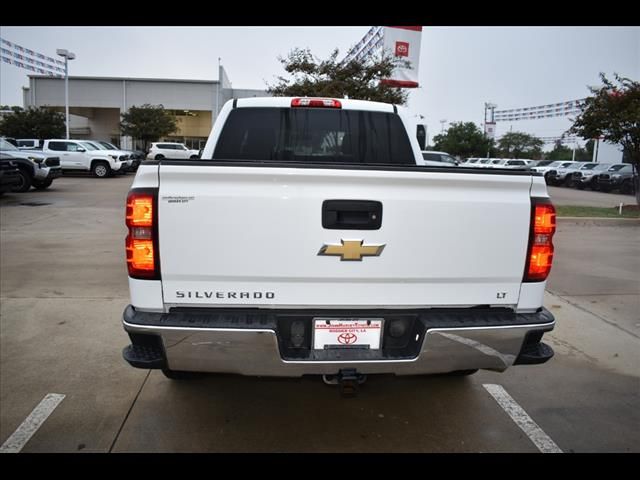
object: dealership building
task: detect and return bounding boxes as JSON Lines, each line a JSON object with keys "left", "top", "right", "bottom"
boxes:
{"left": 22, "top": 66, "right": 268, "bottom": 150}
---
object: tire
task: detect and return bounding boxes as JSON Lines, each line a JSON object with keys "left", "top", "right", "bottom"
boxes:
{"left": 190, "top": 155, "right": 199, "bottom": 159}
{"left": 92, "top": 161, "right": 111, "bottom": 178}
{"left": 155, "top": 154, "right": 165, "bottom": 160}
{"left": 161, "top": 368, "right": 203, "bottom": 380}
{"left": 32, "top": 179, "right": 53, "bottom": 190}
{"left": 576, "top": 183, "right": 585, "bottom": 190}
{"left": 11, "top": 168, "right": 32, "bottom": 193}
{"left": 447, "top": 369, "right": 478, "bottom": 376}
{"left": 599, "top": 185, "right": 611, "bottom": 193}
{"left": 620, "top": 180, "right": 633, "bottom": 195}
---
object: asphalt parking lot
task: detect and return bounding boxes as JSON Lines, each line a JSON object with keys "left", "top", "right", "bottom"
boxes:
{"left": 1, "top": 175, "right": 638, "bottom": 453}
{"left": 546, "top": 185, "right": 633, "bottom": 208}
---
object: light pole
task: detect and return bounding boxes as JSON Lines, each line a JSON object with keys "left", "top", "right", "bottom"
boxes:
{"left": 440, "top": 119, "right": 447, "bottom": 133}
{"left": 56, "top": 49, "right": 76, "bottom": 139}
{"left": 484, "top": 102, "right": 497, "bottom": 158}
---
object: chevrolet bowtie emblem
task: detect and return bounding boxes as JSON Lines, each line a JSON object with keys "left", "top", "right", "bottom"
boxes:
{"left": 318, "top": 240, "right": 386, "bottom": 261}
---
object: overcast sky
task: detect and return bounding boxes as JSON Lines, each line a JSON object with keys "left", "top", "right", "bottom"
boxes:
{"left": 1, "top": 26, "right": 638, "bottom": 148}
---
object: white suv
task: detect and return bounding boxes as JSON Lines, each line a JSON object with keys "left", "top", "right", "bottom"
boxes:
{"left": 146, "top": 142, "right": 200, "bottom": 160}
{"left": 421, "top": 150, "right": 459, "bottom": 167}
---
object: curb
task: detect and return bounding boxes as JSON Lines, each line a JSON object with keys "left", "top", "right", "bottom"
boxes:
{"left": 557, "top": 216, "right": 639, "bottom": 226}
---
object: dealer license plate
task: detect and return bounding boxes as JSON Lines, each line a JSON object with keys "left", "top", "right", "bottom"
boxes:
{"left": 313, "top": 318, "right": 383, "bottom": 350}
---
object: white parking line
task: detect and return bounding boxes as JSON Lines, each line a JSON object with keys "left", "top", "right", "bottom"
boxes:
{"left": 0, "top": 393, "right": 65, "bottom": 453}
{"left": 483, "top": 384, "right": 562, "bottom": 453}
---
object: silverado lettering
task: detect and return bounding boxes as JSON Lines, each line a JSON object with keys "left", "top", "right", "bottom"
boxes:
{"left": 175, "top": 291, "right": 275, "bottom": 299}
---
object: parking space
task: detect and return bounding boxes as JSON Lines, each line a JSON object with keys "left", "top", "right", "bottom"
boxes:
{"left": 1, "top": 175, "right": 638, "bottom": 452}
{"left": 547, "top": 185, "right": 634, "bottom": 208}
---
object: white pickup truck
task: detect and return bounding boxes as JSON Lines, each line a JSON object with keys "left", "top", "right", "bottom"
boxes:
{"left": 40, "top": 139, "right": 127, "bottom": 177}
{"left": 122, "top": 97, "right": 557, "bottom": 394}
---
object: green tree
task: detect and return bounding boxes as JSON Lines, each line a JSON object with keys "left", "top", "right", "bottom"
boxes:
{"left": 0, "top": 105, "right": 23, "bottom": 112}
{"left": 0, "top": 107, "right": 65, "bottom": 139}
{"left": 120, "top": 104, "right": 177, "bottom": 152}
{"left": 267, "top": 48, "right": 410, "bottom": 105}
{"left": 570, "top": 73, "right": 640, "bottom": 204}
{"left": 432, "top": 122, "right": 494, "bottom": 158}
{"left": 546, "top": 142, "right": 573, "bottom": 161}
{"left": 498, "top": 131, "right": 544, "bottom": 159}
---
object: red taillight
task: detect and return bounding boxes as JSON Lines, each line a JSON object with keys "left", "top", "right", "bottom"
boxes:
{"left": 126, "top": 195, "right": 153, "bottom": 227}
{"left": 125, "top": 190, "right": 159, "bottom": 279}
{"left": 524, "top": 201, "right": 556, "bottom": 282}
{"left": 291, "top": 98, "right": 342, "bottom": 108}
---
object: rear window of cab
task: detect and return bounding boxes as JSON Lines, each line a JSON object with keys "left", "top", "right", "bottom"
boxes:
{"left": 212, "top": 107, "right": 415, "bottom": 165}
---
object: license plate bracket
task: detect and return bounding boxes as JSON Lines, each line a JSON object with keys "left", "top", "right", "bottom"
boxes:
{"left": 312, "top": 318, "right": 383, "bottom": 350}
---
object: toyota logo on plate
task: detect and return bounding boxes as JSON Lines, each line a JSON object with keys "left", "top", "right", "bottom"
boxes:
{"left": 338, "top": 332, "right": 357, "bottom": 345}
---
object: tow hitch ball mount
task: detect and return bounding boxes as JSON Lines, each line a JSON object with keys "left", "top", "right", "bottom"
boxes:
{"left": 323, "top": 369, "right": 367, "bottom": 397}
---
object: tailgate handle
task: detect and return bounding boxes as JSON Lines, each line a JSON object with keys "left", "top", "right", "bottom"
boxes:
{"left": 322, "top": 200, "right": 382, "bottom": 230}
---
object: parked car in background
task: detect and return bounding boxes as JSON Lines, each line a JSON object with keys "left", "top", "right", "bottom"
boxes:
{"left": 475, "top": 158, "right": 493, "bottom": 168}
{"left": 485, "top": 159, "right": 532, "bottom": 170}
{"left": 502, "top": 159, "right": 532, "bottom": 169}
{"left": 1, "top": 137, "right": 19, "bottom": 147}
{"left": 40, "top": 139, "right": 125, "bottom": 177}
{"left": 530, "top": 161, "right": 567, "bottom": 179}
{"left": 460, "top": 158, "right": 481, "bottom": 167}
{"left": 421, "top": 150, "right": 459, "bottom": 167}
{"left": 557, "top": 163, "right": 595, "bottom": 187}
{"left": 531, "top": 160, "right": 555, "bottom": 169}
{"left": 545, "top": 161, "right": 584, "bottom": 185}
{"left": 597, "top": 164, "right": 637, "bottom": 194}
{"left": 570, "top": 163, "right": 613, "bottom": 190}
{"left": 0, "top": 138, "right": 62, "bottom": 191}
{"left": 146, "top": 142, "right": 200, "bottom": 160}
{"left": 16, "top": 139, "right": 42, "bottom": 150}
{"left": 0, "top": 154, "right": 23, "bottom": 195}
{"left": 82, "top": 141, "right": 133, "bottom": 173}
{"left": 96, "top": 141, "right": 143, "bottom": 170}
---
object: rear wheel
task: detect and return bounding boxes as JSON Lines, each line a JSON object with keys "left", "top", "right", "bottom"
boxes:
{"left": 32, "top": 179, "right": 53, "bottom": 190}
{"left": 161, "top": 368, "right": 204, "bottom": 380}
{"left": 155, "top": 154, "right": 165, "bottom": 160}
{"left": 443, "top": 369, "right": 478, "bottom": 376}
{"left": 11, "top": 168, "right": 32, "bottom": 193}
{"left": 620, "top": 180, "right": 633, "bottom": 195}
{"left": 92, "top": 161, "right": 111, "bottom": 178}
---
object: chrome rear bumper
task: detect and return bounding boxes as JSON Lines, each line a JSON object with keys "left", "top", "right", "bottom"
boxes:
{"left": 122, "top": 305, "right": 555, "bottom": 376}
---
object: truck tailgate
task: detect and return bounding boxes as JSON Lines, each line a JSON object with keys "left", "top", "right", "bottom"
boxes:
{"left": 157, "top": 164, "right": 533, "bottom": 308}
